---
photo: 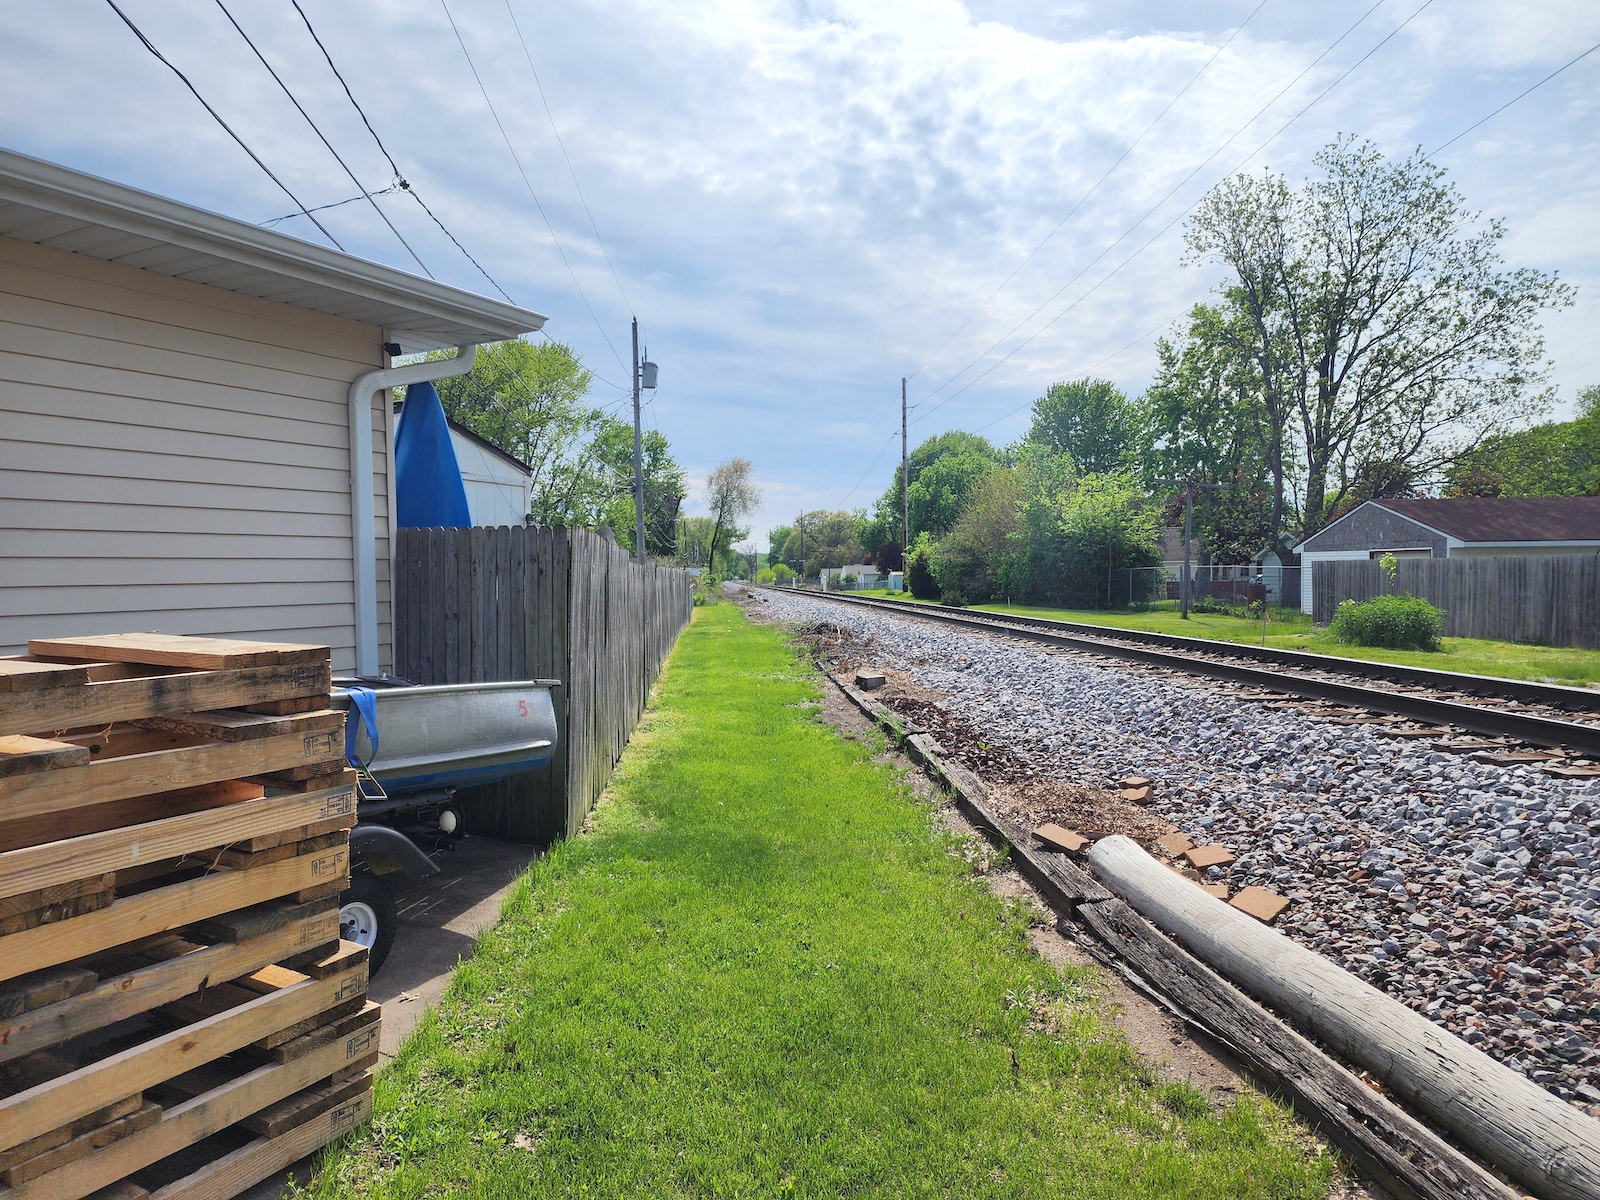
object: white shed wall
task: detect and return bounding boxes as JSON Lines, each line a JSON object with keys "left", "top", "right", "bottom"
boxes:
{"left": 449, "top": 427, "right": 530, "bottom": 528}
{"left": 1298, "top": 550, "right": 1370, "bottom": 614}
{"left": 0, "top": 236, "right": 391, "bottom": 673}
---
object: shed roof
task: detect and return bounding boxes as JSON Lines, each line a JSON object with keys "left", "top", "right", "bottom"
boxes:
{"left": 447, "top": 417, "right": 532, "bottom": 476}
{"left": 0, "top": 146, "right": 545, "bottom": 352}
{"left": 1371, "top": 497, "right": 1600, "bottom": 543}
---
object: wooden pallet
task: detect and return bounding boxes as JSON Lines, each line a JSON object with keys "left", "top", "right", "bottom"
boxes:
{"left": 0, "top": 634, "right": 374, "bottom": 1199}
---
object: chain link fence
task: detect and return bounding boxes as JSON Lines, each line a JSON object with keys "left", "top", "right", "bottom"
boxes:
{"left": 1106, "top": 564, "right": 1302, "bottom": 612}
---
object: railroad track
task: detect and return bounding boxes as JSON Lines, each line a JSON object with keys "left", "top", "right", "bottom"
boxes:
{"left": 759, "top": 587, "right": 1600, "bottom": 760}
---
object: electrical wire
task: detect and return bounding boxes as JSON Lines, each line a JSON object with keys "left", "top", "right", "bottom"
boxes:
{"left": 971, "top": 313, "right": 1182, "bottom": 435}
{"left": 260, "top": 182, "right": 402, "bottom": 227}
{"left": 838, "top": 428, "right": 903, "bottom": 507}
{"left": 965, "top": 36, "right": 1598, "bottom": 439}
{"left": 501, "top": 0, "right": 635, "bottom": 317}
{"left": 287, "top": 0, "right": 517, "bottom": 305}
{"left": 211, "top": 0, "right": 433, "bottom": 275}
{"left": 905, "top": 0, "right": 1271, "bottom": 386}
{"left": 912, "top": 0, "right": 1424, "bottom": 427}
{"left": 437, "top": 0, "right": 629, "bottom": 372}
{"left": 102, "top": 0, "right": 343, "bottom": 249}
{"left": 1431, "top": 40, "right": 1600, "bottom": 155}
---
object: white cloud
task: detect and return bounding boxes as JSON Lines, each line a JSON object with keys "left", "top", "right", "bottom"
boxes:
{"left": 3, "top": 0, "right": 1595, "bottom": 540}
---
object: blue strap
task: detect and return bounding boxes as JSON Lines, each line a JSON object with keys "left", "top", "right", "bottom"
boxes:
{"left": 344, "top": 687, "right": 379, "bottom": 768}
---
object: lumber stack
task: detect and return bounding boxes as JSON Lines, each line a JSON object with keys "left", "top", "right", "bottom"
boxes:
{"left": 0, "top": 634, "right": 376, "bottom": 1200}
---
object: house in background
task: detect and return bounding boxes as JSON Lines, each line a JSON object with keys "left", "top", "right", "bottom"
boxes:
{"left": 0, "top": 147, "right": 545, "bottom": 674}
{"left": 448, "top": 418, "right": 532, "bottom": 527}
{"left": 1293, "top": 497, "right": 1600, "bottom": 614}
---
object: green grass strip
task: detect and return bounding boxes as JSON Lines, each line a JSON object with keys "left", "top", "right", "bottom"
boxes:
{"left": 847, "top": 589, "right": 1600, "bottom": 687}
{"left": 311, "top": 603, "right": 1331, "bottom": 1198}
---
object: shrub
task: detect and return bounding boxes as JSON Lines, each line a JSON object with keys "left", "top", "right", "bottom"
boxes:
{"left": 1329, "top": 594, "right": 1445, "bottom": 651}
{"left": 840, "top": 573, "right": 858, "bottom": 588}
{"left": 906, "top": 542, "right": 939, "bottom": 600}
{"left": 755, "top": 567, "right": 776, "bottom": 585}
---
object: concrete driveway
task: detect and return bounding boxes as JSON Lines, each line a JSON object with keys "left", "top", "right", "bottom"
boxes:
{"left": 237, "top": 835, "right": 540, "bottom": 1196}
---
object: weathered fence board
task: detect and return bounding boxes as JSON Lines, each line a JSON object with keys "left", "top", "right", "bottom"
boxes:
{"left": 1314, "top": 555, "right": 1600, "bottom": 648}
{"left": 392, "top": 526, "right": 691, "bottom": 841}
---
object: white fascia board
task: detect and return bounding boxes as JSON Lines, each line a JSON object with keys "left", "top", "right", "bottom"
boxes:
{"left": 0, "top": 147, "right": 546, "bottom": 345}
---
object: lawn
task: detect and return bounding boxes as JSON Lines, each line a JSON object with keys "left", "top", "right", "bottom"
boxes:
{"left": 850, "top": 589, "right": 1600, "bottom": 688}
{"left": 311, "top": 602, "right": 1332, "bottom": 1199}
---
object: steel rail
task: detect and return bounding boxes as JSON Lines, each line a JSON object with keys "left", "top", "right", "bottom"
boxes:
{"left": 764, "top": 588, "right": 1600, "bottom": 758}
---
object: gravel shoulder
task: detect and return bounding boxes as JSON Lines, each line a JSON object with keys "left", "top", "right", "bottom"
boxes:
{"left": 755, "top": 589, "right": 1600, "bottom": 1114}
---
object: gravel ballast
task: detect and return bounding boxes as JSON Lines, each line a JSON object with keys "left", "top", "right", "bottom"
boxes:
{"left": 755, "top": 590, "right": 1600, "bottom": 1111}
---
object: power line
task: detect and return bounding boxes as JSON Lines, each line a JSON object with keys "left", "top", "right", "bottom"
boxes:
{"left": 501, "top": 0, "right": 635, "bottom": 317}
{"left": 971, "top": 313, "right": 1182, "bottom": 435}
{"left": 912, "top": 0, "right": 1415, "bottom": 426}
{"left": 839, "top": 429, "right": 903, "bottom": 507}
{"left": 260, "top": 182, "right": 401, "bottom": 227}
{"left": 287, "top": 0, "right": 517, "bottom": 305}
{"left": 102, "top": 0, "right": 343, "bottom": 250}
{"left": 211, "top": 0, "right": 433, "bottom": 276}
{"left": 437, "top": 0, "right": 629, "bottom": 372}
{"left": 1431, "top": 41, "right": 1600, "bottom": 155}
{"left": 905, "top": 0, "right": 1272, "bottom": 386}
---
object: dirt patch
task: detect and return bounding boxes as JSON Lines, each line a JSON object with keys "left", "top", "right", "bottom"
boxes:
{"left": 876, "top": 693, "right": 1175, "bottom": 843}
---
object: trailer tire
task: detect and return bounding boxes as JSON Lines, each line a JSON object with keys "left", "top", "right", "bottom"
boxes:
{"left": 339, "top": 872, "right": 397, "bottom": 976}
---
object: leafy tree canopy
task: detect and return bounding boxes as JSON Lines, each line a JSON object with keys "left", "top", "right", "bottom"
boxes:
{"left": 1446, "top": 384, "right": 1600, "bottom": 498}
{"left": 1026, "top": 378, "right": 1141, "bottom": 475}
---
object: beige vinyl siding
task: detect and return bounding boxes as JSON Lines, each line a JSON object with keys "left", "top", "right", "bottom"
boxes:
{"left": 0, "top": 236, "right": 391, "bottom": 673}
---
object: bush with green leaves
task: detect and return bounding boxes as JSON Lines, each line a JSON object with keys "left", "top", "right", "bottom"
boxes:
{"left": 1329, "top": 594, "right": 1445, "bottom": 651}
{"left": 906, "top": 537, "right": 940, "bottom": 600}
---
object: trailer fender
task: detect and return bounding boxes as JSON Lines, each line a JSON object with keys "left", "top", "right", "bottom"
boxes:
{"left": 351, "top": 824, "right": 440, "bottom": 880}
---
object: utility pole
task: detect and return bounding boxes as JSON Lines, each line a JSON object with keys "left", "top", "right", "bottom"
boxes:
{"left": 1156, "top": 473, "right": 1221, "bottom": 619}
{"left": 900, "top": 377, "right": 908, "bottom": 559}
{"left": 631, "top": 318, "right": 646, "bottom": 564}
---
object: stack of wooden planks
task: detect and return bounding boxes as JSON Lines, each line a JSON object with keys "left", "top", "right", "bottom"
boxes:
{"left": 0, "top": 633, "right": 376, "bottom": 1200}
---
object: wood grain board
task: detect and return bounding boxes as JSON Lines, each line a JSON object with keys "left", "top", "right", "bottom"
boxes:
{"left": 0, "top": 735, "right": 89, "bottom": 777}
{"left": 145, "top": 1086, "right": 373, "bottom": 1200}
{"left": 0, "top": 660, "right": 92, "bottom": 693}
{"left": 0, "top": 962, "right": 368, "bottom": 1150}
{"left": 0, "top": 730, "right": 343, "bottom": 822}
{"left": 0, "top": 661, "right": 332, "bottom": 739}
{"left": 5, "top": 1031, "right": 372, "bottom": 1200}
{"left": 0, "top": 785, "right": 354, "bottom": 901}
{"left": 0, "top": 909, "right": 340, "bottom": 1066}
{"left": 25, "top": 635, "right": 329, "bottom": 671}
{"left": 0, "top": 851, "right": 344, "bottom": 983}
{"left": 128, "top": 709, "right": 343, "bottom": 743}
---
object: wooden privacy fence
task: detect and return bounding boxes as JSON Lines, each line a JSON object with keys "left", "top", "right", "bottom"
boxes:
{"left": 391, "top": 525, "right": 694, "bottom": 842}
{"left": 1313, "top": 554, "right": 1600, "bottom": 649}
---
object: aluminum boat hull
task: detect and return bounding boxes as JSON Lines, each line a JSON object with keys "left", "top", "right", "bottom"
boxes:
{"left": 333, "top": 679, "right": 558, "bottom": 794}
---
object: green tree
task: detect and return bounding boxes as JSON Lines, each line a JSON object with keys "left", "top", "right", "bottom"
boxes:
{"left": 931, "top": 468, "right": 1027, "bottom": 603}
{"left": 778, "top": 510, "right": 862, "bottom": 578}
{"left": 1446, "top": 385, "right": 1600, "bottom": 497}
{"left": 424, "top": 339, "right": 613, "bottom": 524}
{"left": 1026, "top": 378, "right": 1141, "bottom": 475}
{"left": 590, "top": 422, "right": 687, "bottom": 557}
{"left": 702, "top": 459, "right": 763, "bottom": 571}
{"left": 861, "top": 431, "right": 1002, "bottom": 547}
{"left": 1186, "top": 137, "right": 1572, "bottom": 535}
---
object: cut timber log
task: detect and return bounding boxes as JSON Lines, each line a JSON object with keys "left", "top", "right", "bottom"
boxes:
{"left": 1088, "top": 834, "right": 1600, "bottom": 1200}
{"left": 1076, "top": 899, "right": 1516, "bottom": 1200}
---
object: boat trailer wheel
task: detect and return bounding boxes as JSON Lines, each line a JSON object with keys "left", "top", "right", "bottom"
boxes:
{"left": 338, "top": 872, "right": 398, "bottom": 975}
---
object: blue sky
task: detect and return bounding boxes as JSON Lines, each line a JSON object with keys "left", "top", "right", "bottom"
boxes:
{"left": 4, "top": 0, "right": 1596, "bottom": 545}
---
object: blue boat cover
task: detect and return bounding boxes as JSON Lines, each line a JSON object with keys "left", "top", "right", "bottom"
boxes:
{"left": 395, "top": 380, "right": 471, "bottom": 528}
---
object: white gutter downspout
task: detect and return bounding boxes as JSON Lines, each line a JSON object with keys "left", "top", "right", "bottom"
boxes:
{"left": 347, "top": 344, "right": 479, "bottom": 677}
